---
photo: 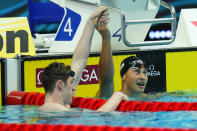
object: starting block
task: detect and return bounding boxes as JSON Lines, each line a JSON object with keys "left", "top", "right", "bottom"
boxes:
{"left": 171, "top": 9, "right": 197, "bottom": 47}
{"left": 46, "top": 0, "right": 176, "bottom": 53}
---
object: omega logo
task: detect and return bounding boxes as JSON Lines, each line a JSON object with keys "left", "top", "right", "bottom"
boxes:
{"left": 35, "top": 65, "right": 99, "bottom": 87}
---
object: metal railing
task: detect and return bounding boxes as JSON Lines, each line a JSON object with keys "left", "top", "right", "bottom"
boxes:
{"left": 70, "top": 0, "right": 176, "bottom": 47}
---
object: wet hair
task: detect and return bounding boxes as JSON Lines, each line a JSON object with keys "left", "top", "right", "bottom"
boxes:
{"left": 42, "top": 62, "right": 75, "bottom": 93}
{"left": 120, "top": 56, "right": 146, "bottom": 78}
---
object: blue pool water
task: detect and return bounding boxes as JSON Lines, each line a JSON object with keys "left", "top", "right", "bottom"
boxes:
{"left": 1, "top": 105, "right": 197, "bottom": 129}
{"left": 1, "top": 93, "right": 197, "bottom": 129}
{"left": 128, "top": 91, "right": 197, "bottom": 102}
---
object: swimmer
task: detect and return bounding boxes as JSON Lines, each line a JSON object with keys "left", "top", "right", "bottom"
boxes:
{"left": 97, "top": 13, "right": 148, "bottom": 98}
{"left": 39, "top": 6, "right": 128, "bottom": 112}
{"left": 119, "top": 56, "right": 148, "bottom": 98}
{"left": 39, "top": 62, "right": 128, "bottom": 112}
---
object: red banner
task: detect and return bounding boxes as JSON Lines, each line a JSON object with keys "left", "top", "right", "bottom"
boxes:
{"left": 36, "top": 65, "right": 99, "bottom": 87}
{"left": 79, "top": 65, "right": 99, "bottom": 85}
{"left": 36, "top": 68, "right": 43, "bottom": 87}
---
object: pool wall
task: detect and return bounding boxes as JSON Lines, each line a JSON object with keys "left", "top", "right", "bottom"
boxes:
{"left": 1, "top": 47, "right": 197, "bottom": 106}
{"left": 20, "top": 47, "right": 197, "bottom": 97}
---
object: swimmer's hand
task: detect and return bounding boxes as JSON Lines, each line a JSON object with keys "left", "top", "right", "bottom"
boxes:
{"left": 88, "top": 6, "right": 109, "bottom": 25}
{"left": 113, "top": 91, "right": 129, "bottom": 101}
{"left": 97, "top": 91, "right": 128, "bottom": 112}
{"left": 95, "top": 11, "right": 110, "bottom": 39}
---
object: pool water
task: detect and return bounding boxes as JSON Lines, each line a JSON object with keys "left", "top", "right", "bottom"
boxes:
{"left": 1, "top": 93, "right": 197, "bottom": 129}
{"left": 0, "top": 105, "right": 197, "bottom": 129}
{"left": 128, "top": 91, "right": 197, "bottom": 102}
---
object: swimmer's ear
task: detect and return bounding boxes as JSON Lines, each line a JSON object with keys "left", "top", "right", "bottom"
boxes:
{"left": 56, "top": 80, "right": 63, "bottom": 90}
{"left": 122, "top": 75, "right": 126, "bottom": 81}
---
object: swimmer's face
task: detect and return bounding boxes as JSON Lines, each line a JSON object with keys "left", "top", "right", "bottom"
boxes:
{"left": 122, "top": 67, "right": 148, "bottom": 95}
{"left": 62, "top": 76, "right": 74, "bottom": 105}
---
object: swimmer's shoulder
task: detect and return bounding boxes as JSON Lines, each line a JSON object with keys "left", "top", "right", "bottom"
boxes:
{"left": 39, "top": 103, "right": 70, "bottom": 112}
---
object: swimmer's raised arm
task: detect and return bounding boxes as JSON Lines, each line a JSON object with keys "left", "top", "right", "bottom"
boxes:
{"left": 71, "top": 6, "right": 109, "bottom": 95}
{"left": 96, "top": 12, "right": 114, "bottom": 98}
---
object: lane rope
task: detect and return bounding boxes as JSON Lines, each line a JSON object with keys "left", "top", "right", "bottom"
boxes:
{"left": 6, "top": 91, "right": 197, "bottom": 112}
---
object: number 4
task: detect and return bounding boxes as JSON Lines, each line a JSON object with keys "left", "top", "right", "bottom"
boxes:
{"left": 64, "top": 17, "right": 73, "bottom": 36}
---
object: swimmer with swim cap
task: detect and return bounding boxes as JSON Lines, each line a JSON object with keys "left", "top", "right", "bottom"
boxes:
{"left": 98, "top": 20, "right": 149, "bottom": 98}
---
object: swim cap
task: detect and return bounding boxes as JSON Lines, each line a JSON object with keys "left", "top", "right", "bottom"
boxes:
{"left": 120, "top": 56, "right": 146, "bottom": 78}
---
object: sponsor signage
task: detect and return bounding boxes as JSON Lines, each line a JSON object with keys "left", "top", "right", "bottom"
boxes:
{"left": 36, "top": 68, "right": 43, "bottom": 88}
{"left": 79, "top": 65, "right": 99, "bottom": 85}
{"left": 137, "top": 52, "right": 166, "bottom": 93}
{"left": 0, "top": 17, "right": 35, "bottom": 58}
{"left": 36, "top": 65, "right": 99, "bottom": 88}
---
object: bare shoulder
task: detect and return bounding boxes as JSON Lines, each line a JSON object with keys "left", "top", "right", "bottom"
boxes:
{"left": 39, "top": 103, "right": 69, "bottom": 112}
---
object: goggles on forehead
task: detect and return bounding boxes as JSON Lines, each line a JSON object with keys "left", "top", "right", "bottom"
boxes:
{"left": 120, "top": 59, "right": 146, "bottom": 78}
{"left": 128, "top": 60, "right": 145, "bottom": 69}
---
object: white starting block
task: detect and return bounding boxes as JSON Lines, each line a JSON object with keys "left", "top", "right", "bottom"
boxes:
{"left": 44, "top": 0, "right": 176, "bottom": 53}
{"left": 171, "top": 9, "right": 197, "bottom": 47}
